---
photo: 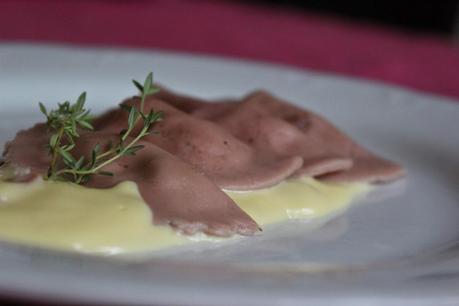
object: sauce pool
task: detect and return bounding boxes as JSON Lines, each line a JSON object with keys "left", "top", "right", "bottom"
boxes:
{"left": 0, "top": 178, "right": 368, "bottom": 255}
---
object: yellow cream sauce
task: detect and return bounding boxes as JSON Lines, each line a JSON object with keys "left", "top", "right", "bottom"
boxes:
{"left": 0, "top": 178, "right": 368, "bottom": 255}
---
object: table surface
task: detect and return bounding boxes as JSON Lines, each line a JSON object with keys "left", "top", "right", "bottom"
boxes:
{"left": 0, "top": 0, "right": 459, "bottom": 100}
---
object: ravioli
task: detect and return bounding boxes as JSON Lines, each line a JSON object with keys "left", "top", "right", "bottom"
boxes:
{"left": 1, "top": 88, "right": 404, "bottom": 237}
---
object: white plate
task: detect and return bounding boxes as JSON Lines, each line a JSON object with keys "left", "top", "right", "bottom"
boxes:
{"left": 0, "top": 43, "right": 458, "bottom": 306}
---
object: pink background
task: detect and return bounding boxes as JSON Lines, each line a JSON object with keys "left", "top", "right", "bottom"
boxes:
{"left": 1, "top": 0, "right": 459, "bottom": 99}
{"left": 0, "top": 0, "right": 459, "bottom": 99}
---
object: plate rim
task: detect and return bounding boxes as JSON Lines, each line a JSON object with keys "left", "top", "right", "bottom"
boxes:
{"left": 0, "top": 42, "right": 458, "bottom": 305}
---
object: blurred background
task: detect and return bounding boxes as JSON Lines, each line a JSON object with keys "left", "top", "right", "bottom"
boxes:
{"left": 0, "top": 0, "right": 458, "bottom": 99}
{"left": 254, "top": 0, "right": 459, "bottom": 35}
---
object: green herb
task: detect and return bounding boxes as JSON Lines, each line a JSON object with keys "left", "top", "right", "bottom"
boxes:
{"left": 39, "top": 92, "right": 93, "bottom": 180}
{"left": 41, "top": 72, "right": 162, "bottom": 184}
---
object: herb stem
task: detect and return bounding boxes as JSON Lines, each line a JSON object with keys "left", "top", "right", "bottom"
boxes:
{"left": 54, "top": 127, "right": 147, "bottom": 177}
{"left": 47, "top": 127, "right": 65, "bottom": 180}
{"left": 94, "top": 150, "right": 113, "bottom": 161}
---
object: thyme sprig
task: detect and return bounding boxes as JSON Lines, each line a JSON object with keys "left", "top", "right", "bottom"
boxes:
{"left": 39, "top": 92, "right": 94, "bottom": 180}
{"left": 41, "top": 73, "right": 162, "bottom": 184}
